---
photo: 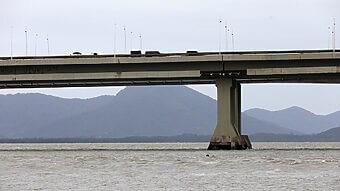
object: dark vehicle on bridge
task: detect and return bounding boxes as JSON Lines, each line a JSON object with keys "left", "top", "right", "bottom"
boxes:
{"left": 72, "top": 52, "right": 82, "bottom": 55}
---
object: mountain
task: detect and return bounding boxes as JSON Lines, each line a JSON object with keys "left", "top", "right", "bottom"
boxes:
{"left": 317, "top": 126, "right": 340, "bottom": 140}
{"left": 242, "top": 114, "right": 300, "bottom": 135}
{"left": 250, "top": 127, "right": 340, "bottom": 142}
{"left": 245, "top": 106, "right": 340, "bottom": 134}
{"left": 0, "top": 86, "right": 299, "bottom": 138}
{"left": 0, "top": 93, "right": 114, "bottom": 138}
{"left": 28, "top": 86, "right": 217, "bottom": 138}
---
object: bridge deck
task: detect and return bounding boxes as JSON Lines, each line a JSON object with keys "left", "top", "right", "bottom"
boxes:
{"left": 0, "top": 50, "right": 339, "bottom": 88}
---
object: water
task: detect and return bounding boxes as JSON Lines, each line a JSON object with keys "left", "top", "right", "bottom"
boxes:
{"left": 0, "top": 142, "right": 339, "bottom": 191}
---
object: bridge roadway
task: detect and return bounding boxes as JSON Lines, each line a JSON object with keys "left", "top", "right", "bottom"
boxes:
{"left": 0, "top": 49, "right": 339, "bottom": 149}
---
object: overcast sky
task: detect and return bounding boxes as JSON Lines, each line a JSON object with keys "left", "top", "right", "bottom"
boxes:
{"left": 0, "top": 0, "right": 339, "bottom": 114}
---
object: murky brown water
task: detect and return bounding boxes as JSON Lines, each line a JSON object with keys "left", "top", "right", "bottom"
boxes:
{"left": 0, "top": 142, "right": 339, "bottom": 191}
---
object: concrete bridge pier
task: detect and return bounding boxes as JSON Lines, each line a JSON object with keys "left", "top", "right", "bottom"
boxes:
{"left": 208, "top": 78, "right": 252, "bottom": 150}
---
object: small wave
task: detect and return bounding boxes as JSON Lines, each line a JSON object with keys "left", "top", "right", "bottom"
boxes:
{"left": 253, "top": 148, "right": 340, "bottom": 151}
{"left": 0, "top": 148, "right": 208, "bottom": 152}
{"left": 0, "top": 147, "right": 339, "bottom": 152}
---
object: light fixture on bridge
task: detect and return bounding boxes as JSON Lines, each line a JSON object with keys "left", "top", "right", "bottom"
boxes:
{"left": 114, "top": 23, "right": 117, "bottom": 58}
{"left": 332, "top": 18, "right": 336, "bottom": 53}
{"left": 225, "top": 24, "right": 229, "bottom": 52}
{"left": 328, "top": 26, "right": 331, "bottom": 50}
{"left": 25, "top": 27, "right": 28, "bottom": 56}
{"left": 34, "top": 33, "right": 38, "bottom": 56}
{"left": 231, "top": 29, "right": 235, "bottom": 51}
{"left": 139, "top": 33, "right": 142, "bottom": 52}
{"left": 46, "top": 35, "right": 50, "bottom": 55}
{"left": 219, "top": 20, "right": 222, "bottom": 54}
{"left": 10, "top": 26, "right": 13, "bottom": 60}
{"left": 130, "top": 31, "right": 133, "bottom": 51}
{"left": 123, "top": 26, "right": 127, "bottom": 53}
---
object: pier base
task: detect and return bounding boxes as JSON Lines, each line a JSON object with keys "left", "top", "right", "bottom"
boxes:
{"left": 208, "top": 135, "right": 252, "bottom": 150}
{"left": 208, "top": 78, "right": 252, "bottom": 150}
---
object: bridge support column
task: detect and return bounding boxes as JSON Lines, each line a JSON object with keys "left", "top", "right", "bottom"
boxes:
{"left": 208, "top": 78, "right": 252, "bottom": 150}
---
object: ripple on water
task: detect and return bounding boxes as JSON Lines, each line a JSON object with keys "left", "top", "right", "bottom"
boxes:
{"left": 0, "top": 142, "right": 339, "bottom": 191}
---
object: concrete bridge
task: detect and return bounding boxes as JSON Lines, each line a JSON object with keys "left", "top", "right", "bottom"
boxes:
{"left": 1, "top": 49, "right": 339, "bottom": 149}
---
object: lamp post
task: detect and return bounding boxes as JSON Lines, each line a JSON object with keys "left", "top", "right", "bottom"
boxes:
{"left": 46, "top": 36, "right": 50, "bottom": 55}
{"left": 130, "top": 31, "right": 133, "bottom": 51}
{"left": 332, "top": 18, "right": 336, "bottom": 53}
{"left": 231, "top": 30, "right": 235, "bottom": 51}
{"left": 25, "top": 28, "right": 28, "bottom": 56}
{"left": 139, "top": 33, "right": 142, "bottom": 51}
{"left": 225, "top": 25, "right": 229, "bottom": 51}
{"left": 123, "top": 26, "right": 127, "bottom": 53}
{"left": 219, "top": 20, "right": 222, "bottom": 54}
{"left": 328, "top": 26, "right": 331, "bottom": 50}
{"left": 10, "top": 26, "right": 13, "bottom": 59}
{"left": 114, "top": 24, "right": 117, "bottom": 57}
{"left": 34, "top": 33, "right": 38, "bottom": 56}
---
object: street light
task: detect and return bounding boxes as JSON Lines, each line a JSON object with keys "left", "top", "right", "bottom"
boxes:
{"left": 25, "top": 27, "right": 28, "bottom": 56}
{"left": 328, "top": 26, "right": 331, "bottom": 50}
{"left": 130, "top": 31, "right": 133, "bottom": 51}
{"left": 114, "top": 24, "right": 117, "bottom": 57}
{"left": 219, "top": 20, "right": 222, "bottom": 54}
{"left": 10, "top": 26, "right": 13, "bottom": 59}
{"left": 123, "top": 26, "right": 127, "bottom": 53}
{"left": 139, "top": 33, "right": 142, "bottom": 51}
{"left": 332, "top": 18, "right": 336, "bottom": 53}
{"left": 225, "top": 24, "right": 229, "bottom": 51}
{"left": 34, "top": 33, "right": 38, "bottom": 56}
{"left": 46, "top": 35, "right": 50, "bottom": 55}
{"left": 231, "top": 30, "right": 235, "bottom": 51}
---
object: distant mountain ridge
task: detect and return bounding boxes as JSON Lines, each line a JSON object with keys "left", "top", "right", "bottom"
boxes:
{"left": 0, "top": 93, "right": 113, "bottom": 138}
{"left": 245, "top": 106, "right": 340, "bottom": 134}
{"left": 250, "top": 127, "right": 340, "bottom": 142}
{"left": 27, "top": 86, "right": 217, "bottom": 138}
{"left": 1, "top": 127, "right": 339, "bottom": 143}
{"left": 0, "top": 86, "right": 339, "bottom": 139}
{"left": 242, "top": 114, "right": 301, "bottom": 135}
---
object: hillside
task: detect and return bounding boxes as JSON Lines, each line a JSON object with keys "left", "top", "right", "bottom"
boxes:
{"left": 27, "top": 86, "right": 217, "bottom": 138}
{"left": 242, "top": 114, "right": 300, "bottom": 135}
{"left": 250, "top": 127, "right": 340, "bottom": 142}
{"left": 0, "top": 86, "right": 300, "bottom": 138}
{"left": 245, "top": 106, "right": 340, "bottom": 134}
{"left": 0, "top": 93, "right": 114, "bottom": 138}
